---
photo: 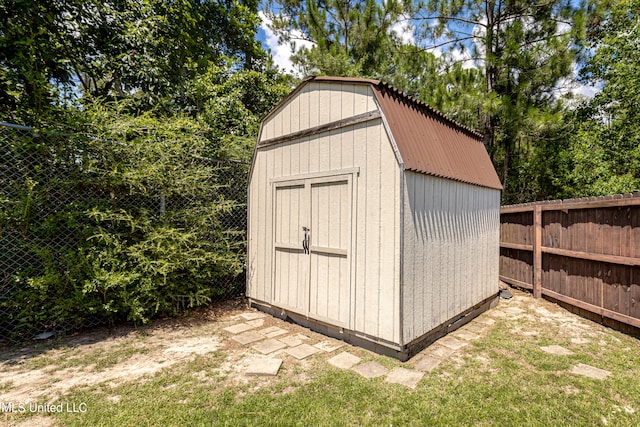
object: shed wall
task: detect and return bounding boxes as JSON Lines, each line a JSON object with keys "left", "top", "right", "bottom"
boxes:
{"left": 402, "top": 171, "right": 500, "bottom": 344}
{"left": 248, "top": 83, "right": 402, "bottom": 344}
{"left": 260, "top": 81, "right": 377, "bottom": 141}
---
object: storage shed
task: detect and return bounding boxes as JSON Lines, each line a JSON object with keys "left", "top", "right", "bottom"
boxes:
{"left": 247, "top": 76, "right": 502, "bottom": 360}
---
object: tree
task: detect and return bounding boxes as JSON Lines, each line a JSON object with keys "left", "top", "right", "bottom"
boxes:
{"left": 187, "top": 62, "right": 295, "bottom": 160}
{"left": 392, "top": 49, "right": 487, "bottom": 129}
{"left": 411, "top": 0, "right": 591, "bottom": 201}
{"left": 83, "top": 0, "right": 264, "bottom": 107}
{"left": 264, "top": 0, "right": 407, "bottom": 76}
{"left": 263, "top": 0, "right": 603, "bottom": 202}
{"left": 0, "top": 0, "right": 265, "bottom": 121}
{"left": 0, "top": 0, "right": 87, "bottom": 119}
{"left": 1, "top": 0, "right": 297, "bottom": 337}
{"left": 560, "top": 0, "right": 640, "bottom": 195}
{"left": 263, "top": 0, "right": 486, "bottom": 129}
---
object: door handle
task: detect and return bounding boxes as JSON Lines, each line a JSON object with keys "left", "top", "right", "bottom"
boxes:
{"left": 302, "top": 226, "right": 310, "bottom": 254}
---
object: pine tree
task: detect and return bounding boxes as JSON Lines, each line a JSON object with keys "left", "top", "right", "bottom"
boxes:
{"left": 411, "top": 0, "right": 591, "bottom": 201}
{"left": 264, "top": 0, "right": 406, "bottom": 77}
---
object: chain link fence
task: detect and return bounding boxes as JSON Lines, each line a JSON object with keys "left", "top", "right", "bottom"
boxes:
{"left": 1, "top": 122, "right": 250, "bottom": 345}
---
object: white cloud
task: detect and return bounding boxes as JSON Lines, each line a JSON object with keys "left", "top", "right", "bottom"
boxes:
{"left": 389, "top": 14, "right": 415, "bottom": 45}
{"left": 448, "top": 47, "right": 477, "bottom": 70}
{"left": 424, "top": 18, "right": 484, "bottom": 70}
{"left": 259, "top": 11, "right": 314, "bottom": 76}
{"left": 428, "top": 43, "right": 480, "bottom": 70}
{"left": 555, "top": 62, "right": 600, "bottom": 102}
{"left": 572, "top": 81, "right": 599, "bottom": 98}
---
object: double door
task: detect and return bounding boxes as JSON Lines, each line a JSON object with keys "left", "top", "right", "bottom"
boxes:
{"left": 272, "top": 172, "right": 354, "bottom": 327}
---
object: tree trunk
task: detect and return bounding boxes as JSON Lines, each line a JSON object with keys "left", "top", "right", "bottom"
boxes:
{"left": 502, "top": 144, "right": 510, "bottom": 194}
{"left": 483, "top": 115, "right": 494, "bottom": 162}
{"left": 483, "top": 1, "right": 496, "bottom": 159}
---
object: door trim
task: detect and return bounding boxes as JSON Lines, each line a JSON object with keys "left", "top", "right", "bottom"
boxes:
{"left": 269, "top": 167, "right": 359, "bottom": 185}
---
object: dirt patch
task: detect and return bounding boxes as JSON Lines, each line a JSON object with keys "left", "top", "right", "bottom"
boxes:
{"left": 491, "top": 288, "right": 606, "bottom": 343}
{"left": 1, "top": 333, "right": 222, "bottom": 402}
{"left": 0, "top": 301, "right": 335, "bottom": 406}
{"left": 10, "top": 415, "right": 57, "bottom": 427}
{"left": 0, "top": 301, "right": 252, "bottom": 404}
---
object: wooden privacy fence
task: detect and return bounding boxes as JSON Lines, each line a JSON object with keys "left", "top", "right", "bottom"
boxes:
{"left": 499, "top": 193, "right": 640, "bottom": 330}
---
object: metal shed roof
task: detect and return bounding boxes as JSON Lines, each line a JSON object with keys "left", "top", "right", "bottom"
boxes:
{"left": 371, "top": 82, "right": 502, "bottom": 191}
{"left": 271, "top": 76, "right": 502, "bottom": 191}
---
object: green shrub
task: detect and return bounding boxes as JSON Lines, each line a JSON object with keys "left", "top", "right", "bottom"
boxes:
{"left": 0, "top": 108, "right": 247, "bottom": 340}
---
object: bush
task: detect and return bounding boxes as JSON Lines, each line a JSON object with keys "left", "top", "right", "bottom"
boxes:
{"left": 0, "top": 108, "right": 248, "bottom": 341}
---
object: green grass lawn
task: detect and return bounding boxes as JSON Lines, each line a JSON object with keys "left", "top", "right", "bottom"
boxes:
{"left": 4, "top": 294, "right": 640, "bottom": 427}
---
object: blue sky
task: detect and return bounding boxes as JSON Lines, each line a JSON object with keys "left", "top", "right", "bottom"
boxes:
{"left": 255, "top": 11, "right": 316, "bottom": 76}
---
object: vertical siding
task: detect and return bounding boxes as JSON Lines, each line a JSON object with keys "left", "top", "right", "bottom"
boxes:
{"left": 378, "top": 123, "right": 399, "bottom": 341}
{"left": 272, "top": 184, "right": 307, "bottom": 310}
{"left": 402, "top": 172, "right": 500, "bottom": 344}
{"left": 259, "top": 83, "right": 378, "bottom": 143}
{"left": 248, "top": 82, "right": 402, "bottom": 344}
{"left": 308, "top": 179, "right": 350, "bottom": 326}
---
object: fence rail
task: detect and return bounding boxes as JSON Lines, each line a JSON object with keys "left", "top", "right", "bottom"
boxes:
{"left": 500, "top": 194, "right": 640, "bottom": 331}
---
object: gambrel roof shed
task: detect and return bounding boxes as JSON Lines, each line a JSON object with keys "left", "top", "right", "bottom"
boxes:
{"left": 248, "top": 76, "right": 502, "bottom": 360}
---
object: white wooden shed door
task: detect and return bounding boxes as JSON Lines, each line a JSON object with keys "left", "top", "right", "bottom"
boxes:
{"left": 272, "top": 173, "right": 353, "bottom": 328}
{"left": 273, "top": 182, "right": 308, "bottom": 313}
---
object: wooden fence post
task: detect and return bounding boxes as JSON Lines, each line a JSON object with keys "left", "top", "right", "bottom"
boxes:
{"left": 533, "top": 205, "right": 542, "bottom": 298}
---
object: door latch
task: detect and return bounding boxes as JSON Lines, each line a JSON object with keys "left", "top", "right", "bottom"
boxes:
{"left": 302, "top": 226, "right": 310, "bottom": 254}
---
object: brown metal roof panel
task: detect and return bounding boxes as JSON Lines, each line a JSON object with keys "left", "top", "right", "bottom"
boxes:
{"left": 383, "top": 92, "right": 457, "bottom": 180}
{"left": 439, "top": 122, "right": 482, "bottom": 185}
{"left": 372, "top": 85, "right": 502, "bottom": 190}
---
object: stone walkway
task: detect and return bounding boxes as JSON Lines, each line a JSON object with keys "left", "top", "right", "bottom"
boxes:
{"left": 487, "top": 291, "right": 612, "bottom": 380}
{"left": 222, "top": 311, "right": 344, "bottom": 378}
{"left": 222, "top": 304, "right": 498, "bottom": 389}
{"left": 222, "top": 291, "right": 612, "bottom": 388}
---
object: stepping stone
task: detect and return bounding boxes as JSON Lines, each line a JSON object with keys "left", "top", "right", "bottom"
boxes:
{"left": 224, "top": 323, "right": 257, "bottom": 334}
{"left": 328, "top": 352, "right": 362, "bottom": 370}
{"left": 246, "top": 319, "right": 265, "bottom": 328}
{"left": 453, "top": 330, "right": 480, "bottom": 341}
{"left": 540, "top": 345, "right": 574, "bottom": 356}
{"left": 245, "top": 358, "right": 282, "bottom": 376}
{"left": 279, "top": 334, "right": 308, "bottom": 347}
{"left": 475, "top": 317, "right": 496, "bottom": 326}
{"left": 413, "top": 355, "right": 442, "bottom": 372}
{"left": 462, "top": 323, "right": 487, "bottom": 334}
{"left": 571, "top": 363, "right": 611, "bottom": 380}
{"left": 385, "top": 367, "right": 424, "bottom": 389}
{"left": 232, "top": 330, "right": 265, "bottom": 345}
{"left": 352, "top": 361, "right": 388, "bottom": 379}
{"left": 314, "top": 340, "right": 344, "bottom": 353}
{"left": 240, "top": 312, "right": 267, "bottom": 321}
{"left": 428, "top": 345, "right": 456, "bottom": 359}
{"left": 259, "top": 326, "right": 288, "bottom": 338}
{"left": 252, "top": 339, "right": 287, "bottom": 355}
{"left": 437, "top": 336, "right": 468, "bottom": 350}
{"left": 285, "top": 344, "right": 321, "bottom": 360}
